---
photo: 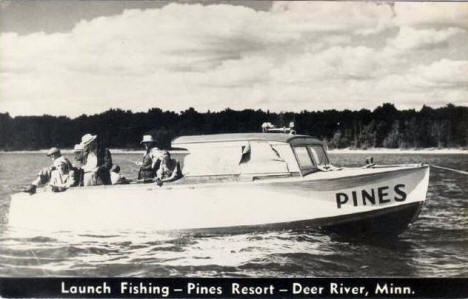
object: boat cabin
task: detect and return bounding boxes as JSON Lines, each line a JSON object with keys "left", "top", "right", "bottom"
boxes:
{"left": 172, "top": 133, "right": 329, "bottom": 182}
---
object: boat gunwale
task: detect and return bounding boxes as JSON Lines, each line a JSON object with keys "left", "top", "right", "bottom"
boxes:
{"left": 11, "top": 164, "right": 429, "bottom": 197}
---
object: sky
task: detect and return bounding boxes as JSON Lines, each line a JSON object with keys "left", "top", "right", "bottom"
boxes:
{"left": 1, "top": 1, "right": 468, "bottom": 117}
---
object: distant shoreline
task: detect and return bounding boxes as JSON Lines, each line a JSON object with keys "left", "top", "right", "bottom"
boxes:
{"left": 1, "top": 148, "right": 467, "bottom": 155}
{"left": 328, "top": 148, "right": 468, "bottom": 154}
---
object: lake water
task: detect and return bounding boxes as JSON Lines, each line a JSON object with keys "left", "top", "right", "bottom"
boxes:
{"left": 0, "top": 152, "right": 466, "bottom": 277}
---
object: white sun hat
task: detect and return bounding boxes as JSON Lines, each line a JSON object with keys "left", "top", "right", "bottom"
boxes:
{"left": 80, "top": 134, "right": 97, "bottom": 147}
{"left": 53, "top": 157, "right": 68, "bottom": 168}
{"left": 140, "top": 135, "right": 156, "bottom": 144}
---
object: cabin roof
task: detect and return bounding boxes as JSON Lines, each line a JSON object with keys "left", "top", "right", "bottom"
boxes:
{"left": 172, "top": 133, "right": 323, "bottom": 145}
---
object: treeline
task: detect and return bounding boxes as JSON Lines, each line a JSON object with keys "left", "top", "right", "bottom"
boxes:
{"left": 0, "top": 103, "right": 467, "bottom": 151}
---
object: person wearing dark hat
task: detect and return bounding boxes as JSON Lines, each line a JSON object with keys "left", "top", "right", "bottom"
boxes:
{"left": 137, "top": 135, "right": 162, "bottom": 181}
{"left": 24, "top": 147, "right": 73, "bottom": 194}
{"left": 80, "top": 133, "right": 113, "bottom": 186}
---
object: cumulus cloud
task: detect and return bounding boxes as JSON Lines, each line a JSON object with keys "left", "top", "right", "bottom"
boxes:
{"left": 1, "top": 1, "right": 468, "bottom": 116}
{"left": 414, "top": 59, "right": 468, "bottom": 87}
{"left": 393, "top": 2, "right": 468, "bottom": 28}
{"left": 271, "top": 1, "right": 395, "bottom": 35}
{"left": 387, "top": 26, "right": 465, "bottom": 51}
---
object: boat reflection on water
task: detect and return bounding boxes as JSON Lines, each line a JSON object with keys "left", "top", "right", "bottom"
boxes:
{"left": 8, "top": 132, "right": 429, "bottom": 238}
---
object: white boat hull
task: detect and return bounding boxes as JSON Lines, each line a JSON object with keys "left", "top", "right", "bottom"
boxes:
{"left": 7, "top": 165, "right": 430, "bottom": 236}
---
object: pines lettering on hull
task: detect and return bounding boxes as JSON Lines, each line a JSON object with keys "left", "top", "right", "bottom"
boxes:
{"left": 336, "top": 184, "right": 406, "bottom": 208}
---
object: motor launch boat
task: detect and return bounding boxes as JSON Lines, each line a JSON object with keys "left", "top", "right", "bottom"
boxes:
{"left": 7, "top": 133, "right": 430, "bottom": 237}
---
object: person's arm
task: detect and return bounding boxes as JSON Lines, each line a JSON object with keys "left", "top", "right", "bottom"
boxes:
{"left": 71, "top": 168, "right": 83, "bottom": 187}
{"left": 48, "top": 171, "right": 58, "bottom": 188}
{"left": 150, "top": 149, "right": 161, "bottom": 170}
{"left": 155, "top": 167, "right": 163, "bottom": 180}
{"left": 65, "top": 170, "right": 76, "bottom": 188}
{"left": 103, "top": 149, "right": 113, "bottom": 170}
{"left": 49, "top": 171, "right": 66, "bottom": 192}
{"left": 32, "top": 166, "right": 54, "bottom": 186}
{"left": 160, "top": 162, "right": 182, "bottom": 183}
{"left": 64, "top": 157, "right": 74, "bottom": 171}
{"left": 151, "top": 158, "right": 159, "bottom": 170}
{"left": 140, "top": 158, "right": 153, "bottom": 170}
{"left": 97, "top": 148, "right": 112, "bottom": 172}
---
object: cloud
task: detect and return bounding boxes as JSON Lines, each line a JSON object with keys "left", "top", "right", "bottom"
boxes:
{"left": 271, "top": 1, "right": 395, "bottom": 35}
{"left": 387, "top": 26, "right": 464, "bottom": 51}
{"left": 269, "top": 46, "right": 381, "bottom": 84}
{"left": 414, "top": 59, "right": 468, "bottom": 88}
{"left": 394, "top": 2, "right": 468, "bottom": 28}
{"left": 1, "top": 1, "right": 468, "bottom": 117}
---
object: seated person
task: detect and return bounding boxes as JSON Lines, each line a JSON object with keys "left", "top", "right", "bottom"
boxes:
{"left": 24, "top": 147, "right": 73, "bottom": 194}
{"left": 155, "top": 151, "right": 182, "bottom": 184}
{"left": 72, "top": 143, "right": 85, "bottom": 186}
{"left": 80, "top": 133, "right": 113, "bottom": 186}
{"left": 48, "top": 159, "right": 76, "bottom": 192}
{"left": 73, "top": 143, "right": 85, "bottom": 166}
{"left": 137, "top": 135, "right": 162, "bottom": 180}
{"left": 110, "top": 165, "right": 130, "bottom": 185}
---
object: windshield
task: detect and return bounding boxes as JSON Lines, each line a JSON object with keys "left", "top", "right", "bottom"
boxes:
{"left": 308, "top": 145, "right": 329, "bottom": 165}
{"left": 293, "top": 145, "right": 329, "bottom": 174}
{"left": 294, "top": 146, "right": 315, "bottom": 171}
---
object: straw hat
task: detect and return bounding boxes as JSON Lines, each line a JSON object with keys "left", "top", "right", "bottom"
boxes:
{"left": 80, "top": 134, "right": 97, "bottom": 147}
{"left": 140, "top": 135, "right": 156, "bottom": 144}
{"left": 46, "top": 147, "right": 60, "bottom": 156}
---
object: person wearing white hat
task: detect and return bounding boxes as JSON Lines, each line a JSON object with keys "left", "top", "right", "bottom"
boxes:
{"left": 73, "top": 143, "right": 85, "bottom": 165}
{"left": 137, "top": 134, "right": 162, "bottom": 180}
{"left": 24, "top": 147, "right": 73, "bottom": 194}
{"left": 80, "top": 133, "right": 112, "bottom": 186}
{"left": 48, "top": 158, "right": 76, "bottom": 192}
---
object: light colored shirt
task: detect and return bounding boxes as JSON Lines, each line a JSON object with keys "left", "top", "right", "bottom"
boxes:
{"left": 83, "top": 151, "right": 97, "bottom": 173}
{"left": 49, "top": 169, "right": 75, "bottom": 188}
{"left": 156, "top": 159, "right": 181, "bottom": 181}
{"left": 149, "top": 148, "right": 163, "bottom": 169}
{"left": 110, "top": 172, "right": 126, "bottom": 185}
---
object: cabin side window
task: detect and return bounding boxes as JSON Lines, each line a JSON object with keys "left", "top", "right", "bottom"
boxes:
{"left": 181, "top": 143, "right": 244, "bottom": 176}
{"left": 239, "top": 141, "right": 290, "bottom": 176}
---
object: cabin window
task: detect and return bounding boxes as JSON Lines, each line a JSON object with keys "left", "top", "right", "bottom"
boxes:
{"left": 239, "top": 141, "right": 290, "bottom": 175}
{"left": 182, "top": 144, "right": 243, "bottom": 176}
{"left": 294, "top": 146, "right": 315, "bottom": 171}
{"left": 271, "top": 144, "right": 300, "bottom": 172}
{"left": 308, "top": 145, "right": 329, "bottom": 165}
